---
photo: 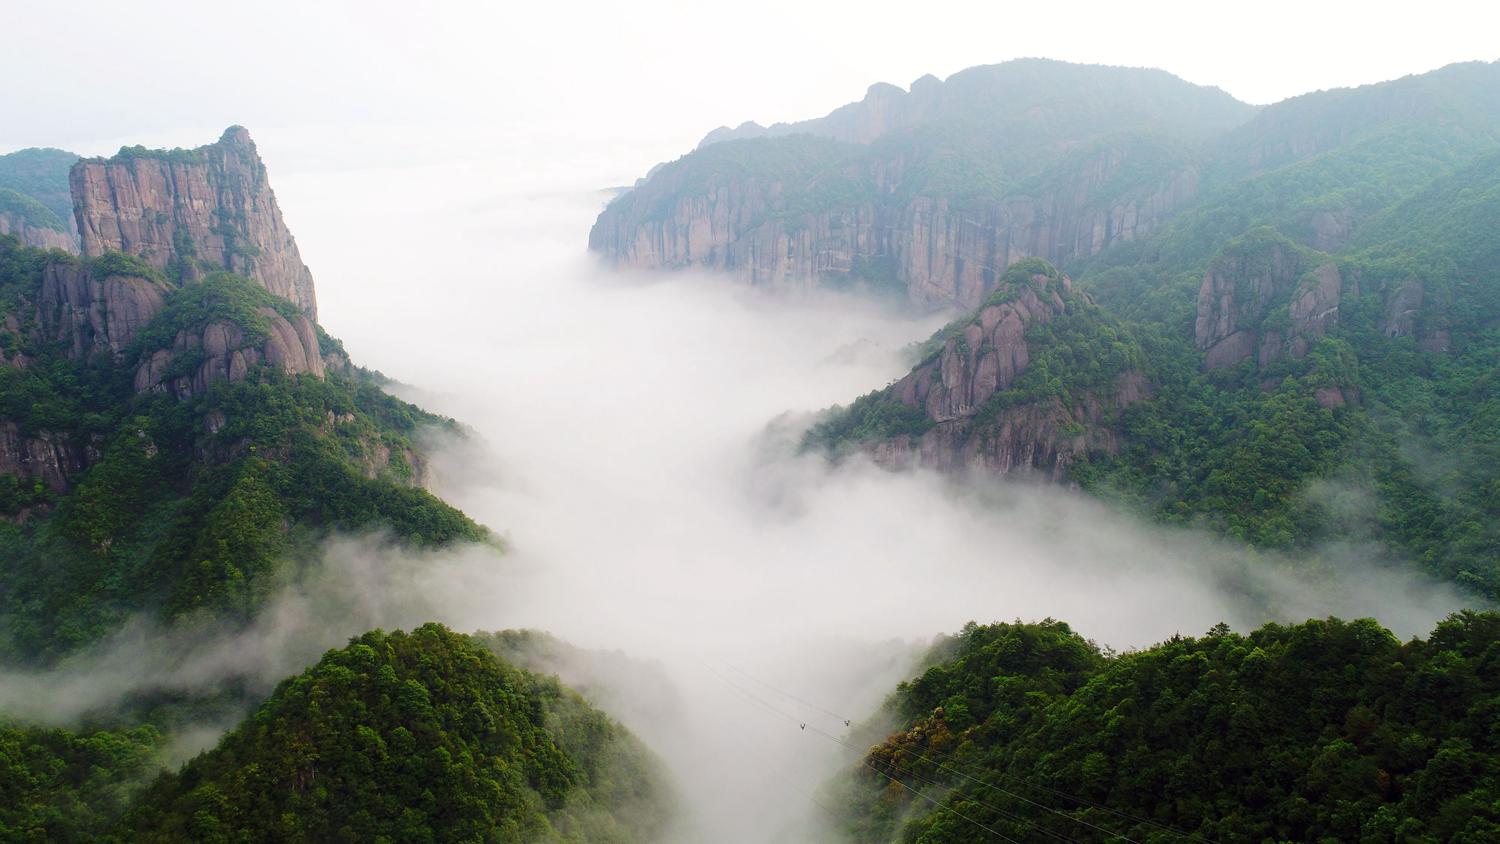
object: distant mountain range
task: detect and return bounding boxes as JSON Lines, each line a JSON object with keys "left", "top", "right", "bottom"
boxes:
{"left": 595, "top": 58, "right": 1500, "bottom": 602}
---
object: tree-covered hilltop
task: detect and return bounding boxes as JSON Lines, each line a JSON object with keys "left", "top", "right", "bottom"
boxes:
{"left": 0, "top": 236, "right": 486, "bottom": 662}
{"left": 116, "top": 624, "right": 671, "bottom": 844}
{"left": 832, "top": 614, "right": 1500, "bottom": 844}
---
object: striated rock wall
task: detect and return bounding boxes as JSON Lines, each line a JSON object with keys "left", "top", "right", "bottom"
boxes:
{"left": 133, "top": 307, "right": 325, "bottom": 400}
{"left": 1194, "top": 237, "right": 1343, "bottom": 369}
{"left": 71, "top": 126, "right": 317, "bottom": 317}
{"left": 591, "top": 145, "right": 1200, "bottom": 310}
{"left": 34, "top": 262, "right": 169, "bottom": 360}
{"left": 0, "top": 422, "right": 88, "bottom": 495}
{"left": 871, "top": 373, "right": 1150, "bottom": 478}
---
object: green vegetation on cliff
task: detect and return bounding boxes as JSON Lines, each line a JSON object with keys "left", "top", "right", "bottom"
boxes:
{"left": 0, "top": 238, "right": 485, "bottom": 662}
{"left": 0, "top": 188, "right": 69, "bottom": 233}
{"left": 835, "top": 614, "right": 1500, "bottom": 843}
{"left": 790, "top": 61, "right": 1500, "bottom": 600}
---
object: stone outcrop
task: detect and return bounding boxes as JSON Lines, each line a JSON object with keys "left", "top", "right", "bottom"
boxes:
{"left": 849, "top": 265, "right": 1151, "bottom": 477}
{"left": 71, "top": 126, "right": 317, "bottom": 317}
{"left": 590, "top": 142, "right": 1200, "bottom": 310}
{"left": 33, "top": 262, "right": 169, "bottom": 360}
{"left": 0, "top": 422, "right": 87, "bottom": 495}
{"left": 0, "top": 209, "right": 76, "bottom": 252}
{"left": 871, "top": 373, "right": 1149, "bottom": 477}
{"left": 1194, "top": 235, "right": 1343, "bottom": 369}
{"left": 133, "top": 307, "right": 324, "bottom": 400}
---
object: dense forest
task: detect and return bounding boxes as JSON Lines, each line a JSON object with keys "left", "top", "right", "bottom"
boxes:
{"left": 1, "top": 625, "right": 670, "bottom": 842}
{"left": 832, "top": 614, "right": 1500, "bottom": 843}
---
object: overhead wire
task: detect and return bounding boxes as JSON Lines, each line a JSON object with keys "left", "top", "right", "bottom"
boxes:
{"left": 725, "top": 663, "right": 1217, "bottom": 844}
{"left": 710, "top": 666, "right": 1077, "bottom": 843}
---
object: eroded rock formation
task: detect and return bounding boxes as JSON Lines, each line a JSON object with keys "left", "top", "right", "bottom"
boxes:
{"left": 34, "top": 262, "right": 169, "bottom": 360}
{"left": 133, "top": 308, "right": 325, "bottom": 400}
{"left": 591, "top": 143, "right": 1200, "bottom": 310}
{"left": 840, "top": 265, "right": 1151, "bottom": 477}
{"left": 1194, "top": 235, "right": 1343, "bottom": 369}
{"left": 71, "top": 126, "right": 317, "bottom": 317}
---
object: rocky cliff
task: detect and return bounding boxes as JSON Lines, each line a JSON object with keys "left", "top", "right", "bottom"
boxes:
{"left": 591, "top": 139, "right": 1201, "bottom": 310}
{"left": 596, "top": 59, "right": 1257, "bottom": 309}
{"left": 33, "top": 261, "right": 169, "bottom": 360}
{"left": 1193, "top": 231, "right": 1343, "bottom": 370}
{"left": 133, "top": 306, "right": 324, "bottom": 400}
{"left": 71, "top": 126, "right": 317, "bottom": 317}
{"left": 810, "top": 260, "right": 1150, "bottom": 477}
{"left": 1192, "top": 228, "right": 1458, "bottom": 375}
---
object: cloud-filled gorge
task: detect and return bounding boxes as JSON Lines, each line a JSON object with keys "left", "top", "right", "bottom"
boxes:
{"left": 2, "top": 134, "right": 1475, "bottom": 843}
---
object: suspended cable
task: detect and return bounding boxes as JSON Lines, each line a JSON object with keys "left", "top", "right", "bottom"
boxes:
{"left": 727, "top": 663, "right": 1216, "bottom": 844}
{"left": 711, "top": 666, "right": 1077, "bottom": 843}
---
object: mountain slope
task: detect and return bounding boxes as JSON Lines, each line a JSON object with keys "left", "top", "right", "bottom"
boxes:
{"left": 0, "top": 147, "right": 80, "bottom": 252}
{"left": 117, "top": 624, "right": 670, "bottom": 843}
{"left": 793, "top": 62, "right": 1500, "bottom": 597}
{"left": 590, "top": 59, "right": 1255, "bottom": 309}
{"left": 0, "top": 128, "right": 486, "bottom": 662}
{"left": 833, "top": 614, "right": 1500, "bottom": 843}
{"left": 0, "top": 721, "right": 164, "bottom": 842}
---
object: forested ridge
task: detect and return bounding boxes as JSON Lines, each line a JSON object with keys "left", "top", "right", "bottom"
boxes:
{"left": 2, "top": 626, "right": 670, "bottom": 843}
{"left": 776, "top": 60, "right": 1500, "bottom": 600}
{"left": 834, "top": 614, "right": 1500, "bottom": 843}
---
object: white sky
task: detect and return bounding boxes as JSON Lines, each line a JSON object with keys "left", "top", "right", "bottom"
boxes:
{"left": 4, "top": 0, "right": 1497, "bottom": 159}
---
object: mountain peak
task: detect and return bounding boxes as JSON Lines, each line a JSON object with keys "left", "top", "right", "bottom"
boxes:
{"left": 72, "top": 126, "right": 317, "bottom": 317}
{"left": 218, "top": 124, "right": 253, "bottom": 147}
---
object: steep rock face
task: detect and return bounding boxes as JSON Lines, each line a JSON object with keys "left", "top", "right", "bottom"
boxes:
{"left": 33, "top": 262, "right": 168, "bottom": 359}
{"left": 0, "top": 211, "right": 76, "bottom": 252}
{"left": 872, "top": 373, "right": 1150, "bottom": 478}
{"left": 598, "top": 59, "right": 1257, "bottom": 308}
{"left": 71, "top": 126, "right": 317, "bottom": 317}
{"left": 591, "top": 145, "right": 1199, "bottom": 310}
{"left": 133, "top": 307, "right": 324, "bottom": 399}
{"left": 896, "top": 279, "right": 1073, "bottom": 420}
{"left": 833, "top": 265, "right": 1151, "bottom": 477}
{"left": 1376, "top": 276, "right": 1452, "bottom": 353}
{"left": 1194, "top": 236, "right": 1342, "bottom": 369}
{"left": 0, "top": 422, "right": 87, "bottom": 495}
